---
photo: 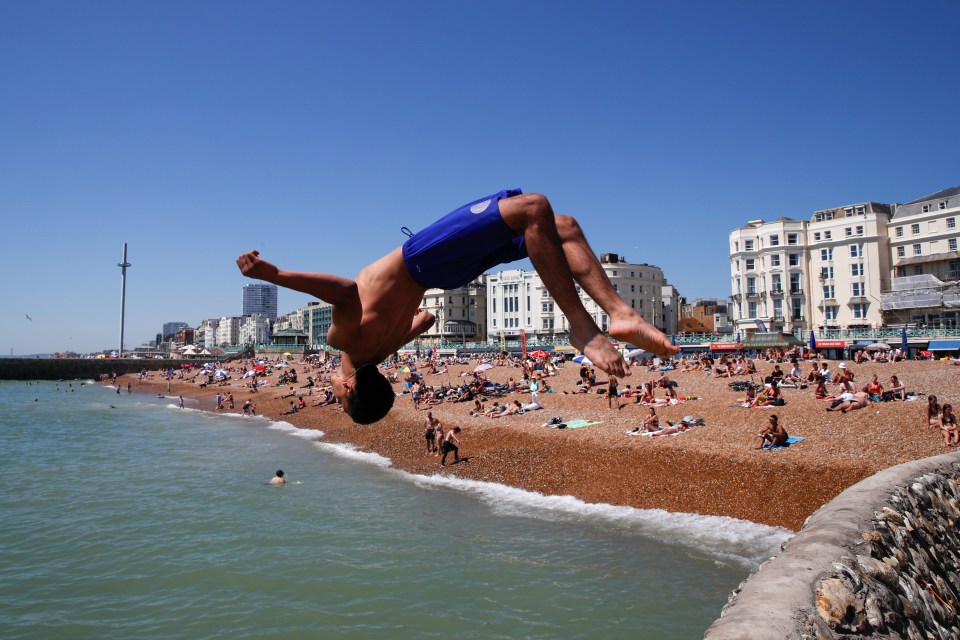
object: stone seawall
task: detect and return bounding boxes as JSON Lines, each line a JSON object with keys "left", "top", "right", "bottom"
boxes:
{"left": 706, "top": 453, "right": 960, "bottom": 639}
{"left": 0, "top": 358, "right": 188, "bottom": 381}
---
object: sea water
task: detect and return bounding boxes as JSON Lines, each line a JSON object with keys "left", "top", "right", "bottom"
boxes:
{"left": 0, "top": 381, "right": 792, "bottom": 639}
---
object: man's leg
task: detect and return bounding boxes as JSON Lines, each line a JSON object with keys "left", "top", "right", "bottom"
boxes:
{"left": 499, "top": 194, "right": 629, "bottom": 377}
{"left": 553, "top": 213, "right": 677, "bottom": 358}
{"left": 499, "top": 194, "right": 677, "bottom": 376}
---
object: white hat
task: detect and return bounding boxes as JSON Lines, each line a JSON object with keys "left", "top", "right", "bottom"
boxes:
{"left": 838, "top": 362, "right": 847, "bottom": 369}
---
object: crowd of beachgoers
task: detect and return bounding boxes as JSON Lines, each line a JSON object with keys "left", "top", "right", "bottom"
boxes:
{"left": 118, "top": 346, "right": 960, "bottom": 530}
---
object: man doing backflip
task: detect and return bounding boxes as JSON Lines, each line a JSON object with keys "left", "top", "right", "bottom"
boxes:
{"left": 237, "top": 189, "right": 678, "bottom": 424}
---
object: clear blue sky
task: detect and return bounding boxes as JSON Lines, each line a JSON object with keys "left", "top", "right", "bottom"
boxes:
{"left": 3, "top": 1, "right": 958, "bottom": 355}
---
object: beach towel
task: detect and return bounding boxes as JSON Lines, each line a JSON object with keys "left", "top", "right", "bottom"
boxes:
{"left": 762, "top": 436, "right": 805, "bottom": 450}
{"left": 544, "top": 418, "right": 600, "bottom": 429}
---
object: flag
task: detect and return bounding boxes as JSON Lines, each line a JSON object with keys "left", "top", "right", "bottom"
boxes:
{"left": 809, "top": 330, "right": 817, "bottom": 351}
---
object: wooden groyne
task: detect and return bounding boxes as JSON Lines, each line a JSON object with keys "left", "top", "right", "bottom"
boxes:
{"left": 0, "top": 358, "right": 188, "bottom": 381}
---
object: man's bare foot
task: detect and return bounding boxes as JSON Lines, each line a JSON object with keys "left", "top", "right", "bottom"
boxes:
{"left": 571, "top": 328, "right": 629, "bottom": 377}
{"left": 609, "top": 314, "right": 679, "bottom": 358}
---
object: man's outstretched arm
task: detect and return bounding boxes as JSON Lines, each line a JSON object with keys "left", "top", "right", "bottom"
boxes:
{"left": 237, "top": 251, "right": 358, "bottom": 307}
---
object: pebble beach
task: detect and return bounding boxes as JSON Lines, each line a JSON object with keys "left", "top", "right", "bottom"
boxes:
{"left": 125, "top": 357, "right": 960, "bottom": 531}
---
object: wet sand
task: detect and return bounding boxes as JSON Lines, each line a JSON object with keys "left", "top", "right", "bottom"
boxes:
{"left": 126, "top": 358, "right": 960, "bottom": 531}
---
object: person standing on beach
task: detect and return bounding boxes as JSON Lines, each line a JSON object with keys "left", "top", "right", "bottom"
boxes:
{"left": 607, "top": 376, "right": 619, "bottom": 409}
{"left": 178, "top": 395, "right": 185, "bottom": 409}
{"left": 441, "top": 426, "right": 461, "bottom": 466}
{"left": 237, "top": 190, "right": 677, "bottom": 425}
{"left": 424, "top": 411, "right": 440, "bottom": 453}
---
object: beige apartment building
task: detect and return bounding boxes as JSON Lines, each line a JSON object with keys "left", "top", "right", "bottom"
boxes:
{"left": 882, "top": 186, "right": 960, "bottom": 328}
{"left": 730, "top": 185, "right": 960, "bottom": 337}
{"left": 486, "top": 253, "right": 670, "bottom": 344}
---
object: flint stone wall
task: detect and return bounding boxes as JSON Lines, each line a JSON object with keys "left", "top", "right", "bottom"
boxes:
{"left": 706, "top": 453, "right": 960, "bottom": 639}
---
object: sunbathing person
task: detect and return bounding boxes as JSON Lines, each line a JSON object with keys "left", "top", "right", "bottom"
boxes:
{"left": 828, "top": 391, "right": 872, "bottom": 413}
{"left": 926, "top": 395, "right": 942, "bottom": 429}
{"left": 237, "top": 191, "right": 676, "bottom": 424}
{"left": 884, "top": 375, "right": 907, "bottom": 401}
{"left": 941, "top": 404, "right": 957, "bottom": 446}
{"left": 757, "top": 414, "right": 788, "bottom": 449}
{"left": 493, "top": 400, "right": 524, "bottom": 417}
{"left": 863, "top": 374, "right": 884, "bottom": 402}
{"left": 629, "top": 407, "right": 660, "bottom": 433}
{"left": 649, "top": 423, "right": 691, "bottom": 436}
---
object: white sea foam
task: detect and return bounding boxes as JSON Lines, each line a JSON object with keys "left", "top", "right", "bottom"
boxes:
{"left": 397, "top": 472, "right": 792, "bottom": 569}
{"left": 310, "top": 440, "right": 393, "bottom": 467}
{"left": 267, "top": 420, "right": 325, "bottom": 441}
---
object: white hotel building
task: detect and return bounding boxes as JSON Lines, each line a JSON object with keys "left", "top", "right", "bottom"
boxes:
{"left": 486, "top": 253, "right": 670, "bottom": 343}
{"left": 729, "top": 185, "right": 960, "bottom": 337}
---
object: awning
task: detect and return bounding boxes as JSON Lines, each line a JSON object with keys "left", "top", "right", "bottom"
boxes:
{"left": 895, "top": 251, "right": 960, "bottom": 267}
{"left": 927, "top": 340, "right": 960, "bottom": 351}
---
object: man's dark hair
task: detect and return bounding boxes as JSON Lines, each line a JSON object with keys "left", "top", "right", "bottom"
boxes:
{"left": 343, "top": 364, "right": 395, "bottom": 425}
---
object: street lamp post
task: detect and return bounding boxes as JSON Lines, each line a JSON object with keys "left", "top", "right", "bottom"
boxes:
{"left": 118, "top": 243, "right": 131, "bottom": 358}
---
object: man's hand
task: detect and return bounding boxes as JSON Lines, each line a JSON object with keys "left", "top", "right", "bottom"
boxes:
{"left": 237, "top": 250, "right": 279, "bottom": 282}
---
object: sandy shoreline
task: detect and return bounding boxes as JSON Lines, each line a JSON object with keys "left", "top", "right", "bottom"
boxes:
{"left": 120, "top": 357, "right": 959, "bottom": 531}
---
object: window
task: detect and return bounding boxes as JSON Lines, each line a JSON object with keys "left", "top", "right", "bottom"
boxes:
{"left": 821, "top": 266, "right": 834, "bottom": 280}
{"left": 897, "top": 266, "right": 907, "bottom": 277}
{"left": 745, "top": 258, "right": 756, "bottom": 270}
{"left": 897, "top": 246, "right": 905, "bottom": 258}
{"left": 542, "top": 302, "right": 554, "bottom": 312}
{"left": 787, "top": 233, "right": 799, "bottom": 245}
{"left": 792, "top": 298, "right": 803, "bottom": 320}
{"left": 630, "top": 284, "right": 635, "bottom": 292}
{"left": 914, "top": 266, "right": 924, "bottom": 276}
{"left": 855, "top": 206, "right": 865, "bottom": 215}
{"left": 843, "top": 207, "right": 852, "bottom": 217}
{"left": 913, "top": 244, "right": 922, "bottom": 256}
{"left": 948, "top": 218, "right": 956, "bottom": 229}
{"left": 940, "top": 201, "right": 947, "bottom": 210}
{"left": 771, "top": 274, "right": 782, "bottom": 291}
{"left": 896, "top": 226, "right": 904, "bottom": 237}
{"left": 820, "top": 248, "right": 833, "bottom": 261}
{"left": 746, "top": 277, "right": 756, "bottom": 295}
{"left": 748, "top": 301, "right": 757, "bottom": 318}
{"left": 850, "top": 244, "right": 861, "bottom": 258}
{"left": 790, "top": 273, "right": 801, "bottom": 292}
{"left": 922, "top": 205, "right": 930, "bottom": 213}
{"left": 824, "top": 306, "right": 838, "bottom": 321}
{"left": 771, "top": 254, "right": 781, "bottom": 267}
{"left": 814, "top": 232, "right": 821, "bottom": 241}
{"left": 845, "top": 227, "right": 852, "bottom": 237}
{"left": 950, "top": 239, "right": 958, "bottom": 251}
{"left": 851, "top": 263, "right": 863, "bottom": 276}
{"left": 852, "top": 303, "right": 867, "bottom": 319}
{"left": 773, "top": 298, "right": 783, "bottom": 317}
{"left": 822, "top": 285, "right": 835, "bottom": 300}
{"left": 825, "top": 230, "right": 832, "bottom": 240}
{"left": 745, "top": 239, "right": 755, "bottom": 251}
{"left": 769, "top": 235, "right": 780, "bottom": 246}
{"left": 789, "top": 254, "right": 800, "bottom": 267}
{"left": 911, "top": 224, "right": 920, "bottom": 235}
{"left": 734, "top": 241, "right": 739, "bottom": 252}
{"left": 856, "top": 225, "right": 864, "bottom": 235}
{"left": 852, "top": 282, "right": 864, "bottom": 297}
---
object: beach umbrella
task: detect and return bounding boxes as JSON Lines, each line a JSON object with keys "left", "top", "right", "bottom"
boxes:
{"left": 865, "top": 342, "right": 891, "bottom": 351}
{"left": 809, "top": 330, "right": 817, "bottom": 351}
{"left": 473, "top": 363, "right": 494, "bottom": 372}
{"left": 573, "top": 354, "right": 592, "bottom": 365}
{"left": 624, "top": 348, "right": 647, "bottom": 359}
{"left": 529, "top": 350, "right": 549, "bottom": 358}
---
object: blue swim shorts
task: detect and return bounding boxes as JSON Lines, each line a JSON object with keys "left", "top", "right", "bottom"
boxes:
{"left": 402, "top": 189, "right": 526, "bottom": 289}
